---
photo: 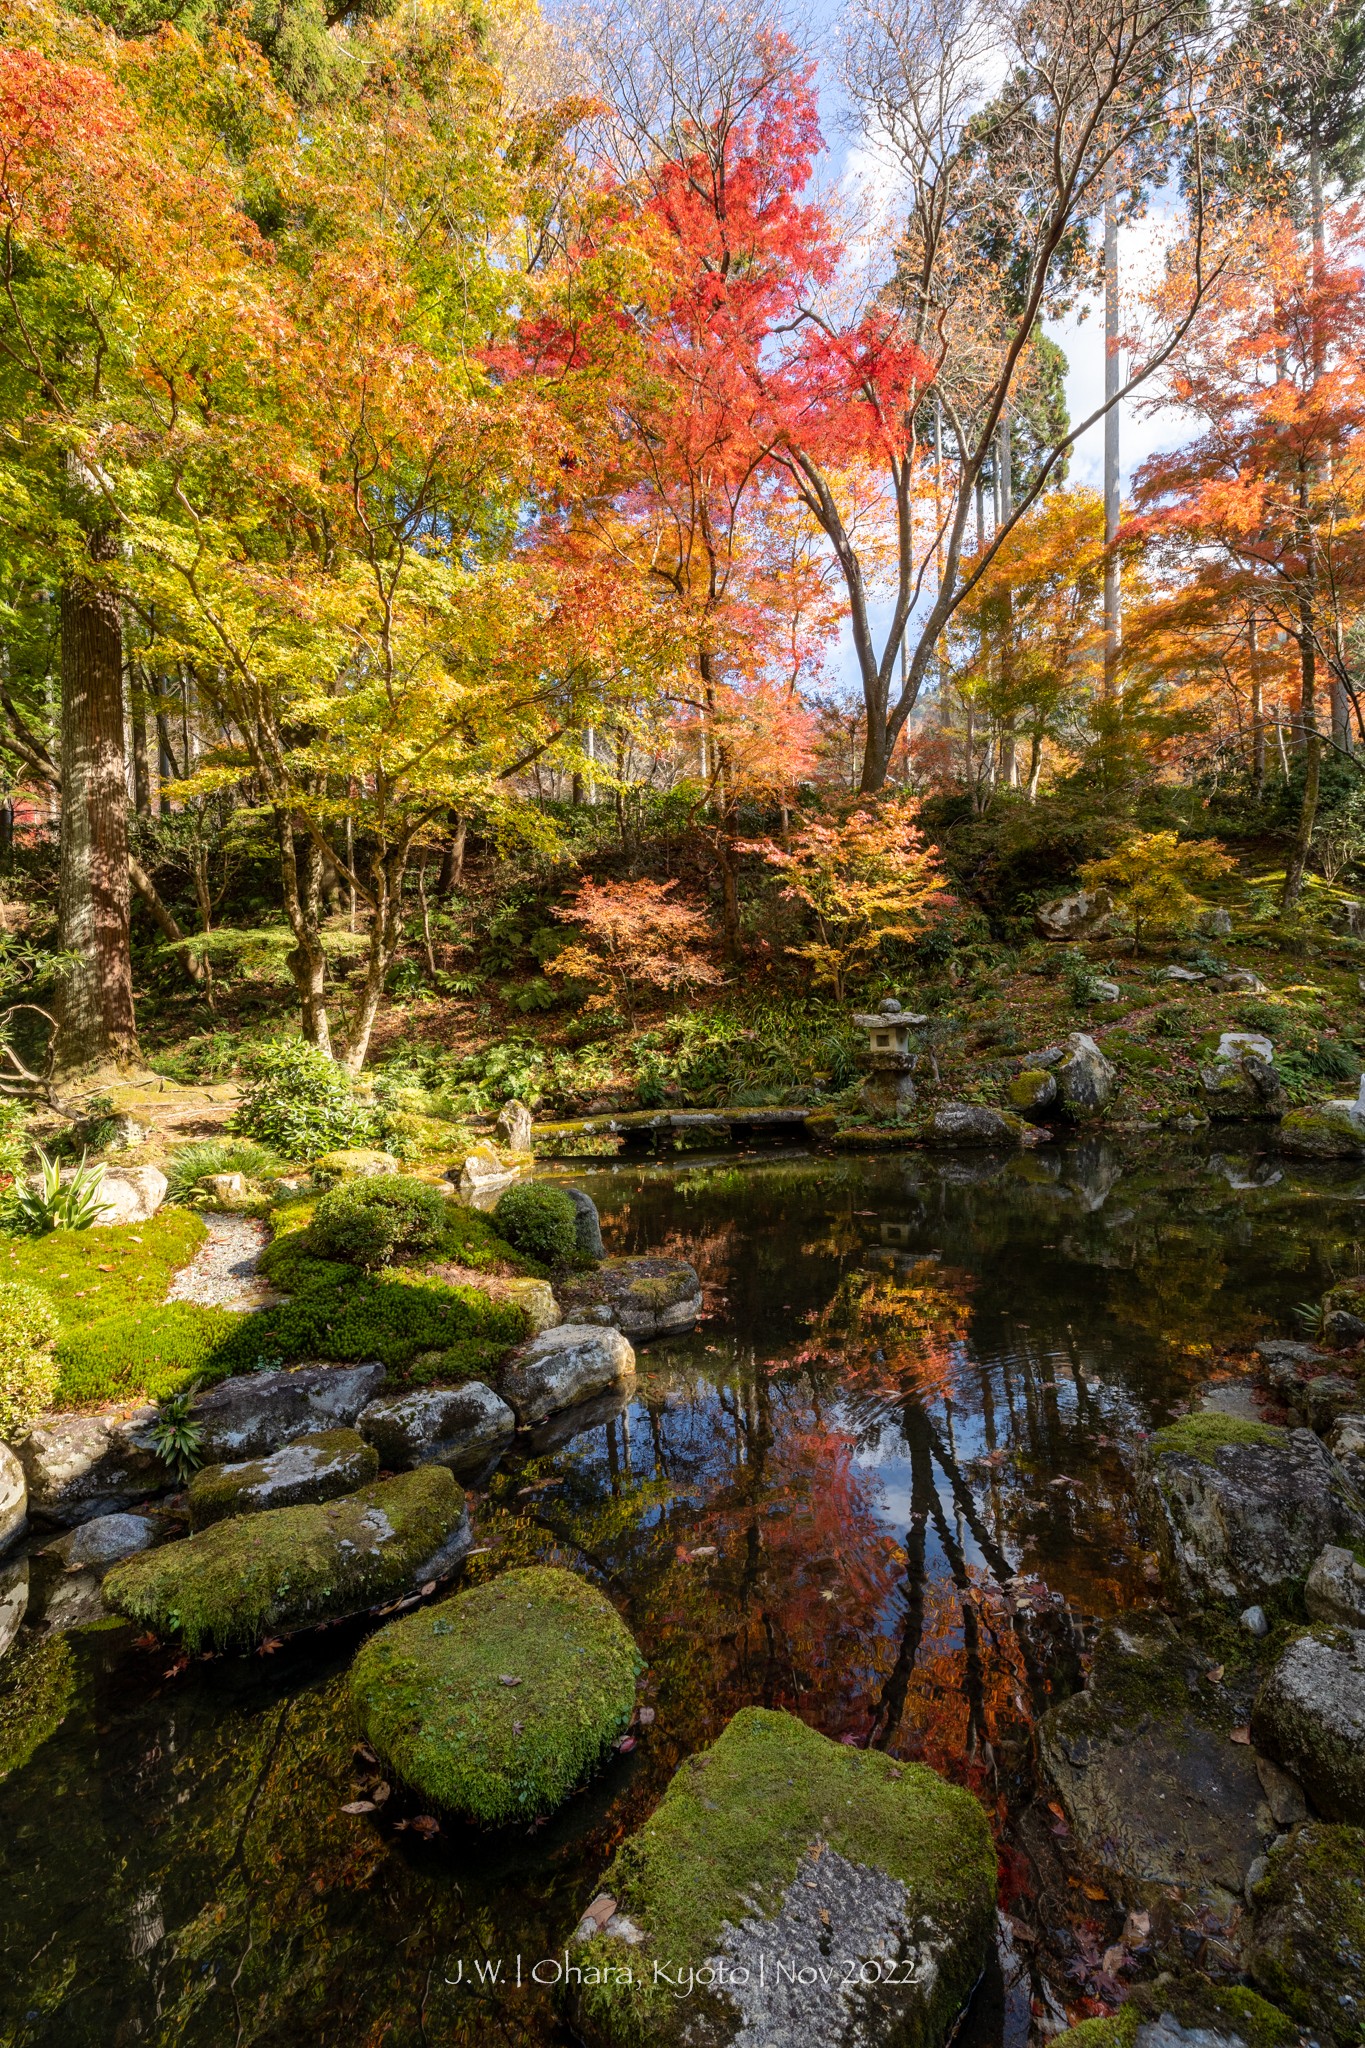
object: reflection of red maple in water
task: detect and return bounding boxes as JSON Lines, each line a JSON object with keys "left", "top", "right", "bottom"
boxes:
{"left": 791, "top": 1258, "right": 974, "bottom": 1409}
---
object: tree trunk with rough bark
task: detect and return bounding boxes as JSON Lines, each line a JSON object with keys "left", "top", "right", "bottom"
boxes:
{"left": 275, "top": 809, "right": 332, "bottom": 1052}
{"left": 1281, "top": 729, "right": 1322, "bottom": 911}
{"left": 54, "top": 535, "right": 139, "bottom": 1077}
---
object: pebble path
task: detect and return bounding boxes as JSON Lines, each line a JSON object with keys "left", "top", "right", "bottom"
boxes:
{"left": 165, "top": 1214, "right": 279, "bottom": 1311}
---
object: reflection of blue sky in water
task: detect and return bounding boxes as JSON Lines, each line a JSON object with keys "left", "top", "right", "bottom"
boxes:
{"left": 4, "top": 1140, "right": 1363, "bottom": 2045}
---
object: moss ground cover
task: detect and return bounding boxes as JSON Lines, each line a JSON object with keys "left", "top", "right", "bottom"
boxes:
{"left": 1150, "top": 1413, "right": 1284, "bottom": 1464}
{"left": 570, "top": 1705, "right": 996, "bottom": 2047}
{"left": 0, "top": 1211, "right": 205, "bottom": 1329}
{"left": 104, "top": 1466, "right": 466, "bottom": 1652}
{"left": 349, "top": 1565, "right": 641, "bottom": 1826}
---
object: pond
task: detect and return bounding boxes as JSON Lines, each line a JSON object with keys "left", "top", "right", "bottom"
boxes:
{"left": 1, "top": 1137, "right": 1358, "bottom": 2047}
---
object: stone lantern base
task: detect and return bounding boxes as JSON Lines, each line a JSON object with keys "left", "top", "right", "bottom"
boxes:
{"left": 859, "top": 1056, "right": 916, "bottom": 1121}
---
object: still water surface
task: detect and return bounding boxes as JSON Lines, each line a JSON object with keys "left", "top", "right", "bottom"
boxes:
{"left": 0, "top": 1140, "right": 1356, "bottom": 2046}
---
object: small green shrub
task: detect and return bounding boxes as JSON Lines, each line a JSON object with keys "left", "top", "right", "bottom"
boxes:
{"left": 229, "top": 1039, "right": 378, "bottom": 1158}
{"left": 493, "top": 1182, "right": 578, "bottom": 1264}
{"left": 165, "top": 1138, "right": 283, "bottom": 1206}
{"left": 150, "top": 1381, "right": 206, "bottom": 1481}
{"left": 251, "top": 1271, "right": 528, "bottom": 1372}
{"left": 435, "top": 1204, "right": 527, "bottom": 1273}
{"left": 0, "top": 1104, "right": 32, "bottom": 1184}
{"left": 309, "top": 1176, "right": 447, "bottom": 1270}
{"left": 0, "top": 1281, "right": 59, "bottom": 1439}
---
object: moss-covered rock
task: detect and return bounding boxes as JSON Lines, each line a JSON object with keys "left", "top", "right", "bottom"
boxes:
{"left": 0, "top": 1629, "right": 75, "bottom": 1784}
{"left": 104, "top": 1466, "right": 468, "bottom": 1652}
{"left": 1137, "top": 1416, "right": 1364, "bottom": 1609}
{"left": 1051, "top": 1980, "right": 1297, "bottom": 2048}
{"left": 1279, "top": 1102, "right": 1365, "bottom": 1159}
{"left": 186, "top": 1427, "right": 378, "bottom": 1530}
{"left": 1248, "top": 1822, "right": 1365, "bottom": 2044}
{"left": 349, "top": 1564, "right": 641, "bottom": 1827}
{"left": 1006, "top": 1068, "right": 1057, "bottom": 1118}
{"left": 557, "top": 1256, "right": 702, "bottom": 1340}
{"left": 311, "top": 1149, "right": 399, "bottom": 1186}
{"left": 565, "top": 1706, "right": 996, "bottom": 2048}
{"left": 1251, "top": 1626, "right": 1365, "bottom": 1822}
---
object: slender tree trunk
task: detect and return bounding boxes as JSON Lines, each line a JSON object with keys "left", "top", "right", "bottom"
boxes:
{"left": 417, "top": 858, "right": 437, "bottom": 978}
{"left": 54, "top": 532, "right": 139, "bottom": 1076}
{"left": 275, "top": 809, "right": 332, "bottom": 1052}
{"left": 130, "top": 664, "right": 151, "bottom": 816}
{"left": 1249, "top": 614, "right": 1265, "bottom": 793}
{"left": 1103, "top": 165, "right": 1122, "bottom": 699}
{"left": 345, "top": 843, "right": 409, "bottom": 1074}
{"left": 437, "top": 815, "right": 466, "bottom": 895}
{"left": 1281, "top": 729, "right": 1322, "bottom": 911}
{"left": 1026, "top": 729, "right": 1043, "bottom": 800}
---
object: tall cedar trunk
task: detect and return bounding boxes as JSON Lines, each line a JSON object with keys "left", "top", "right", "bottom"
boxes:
{"left": 1249, "top": 614, "right": 1265, "bottom": 793}
{"left": 54, "top": 534, "right": 139, "bottom": 1075}
{"left": 1281, "top": 729, "right": 1322, "bottom": 911}
{"left": 275, "top": 809, "right": 331, "bottom": 1053}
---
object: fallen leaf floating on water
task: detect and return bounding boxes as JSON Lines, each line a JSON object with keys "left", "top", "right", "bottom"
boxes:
{"left": 420, "top": 1582, "right": 436, "bottom": 1597}
{"left": 371, "top": 1783, "right": 391, "bottom": 1805}
{"left": 354, "top": 1742, "right": 378, "bottom": 1765}
{"left": 257, "top": 1637, "right": 284, "bottom": 1655}
{"left": 408, "top": 1816, "right": 441, "bottom": 1838}
{"left": 1230, "top": 1727, "right": 1252, "bottom": 1744}
{"left": 341, "top": 1801, "right": 376, "bottom": 1816}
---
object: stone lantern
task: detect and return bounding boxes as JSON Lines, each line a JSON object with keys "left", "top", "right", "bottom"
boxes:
{"left": 851, "top": 997, "right": 926, "bottom": 1120}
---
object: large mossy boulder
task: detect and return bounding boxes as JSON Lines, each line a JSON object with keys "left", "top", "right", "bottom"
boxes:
{"left": 557, "top": 1256, "right": 703, "bottom": 1341}
{"left": 565, "top": 1706, "right": 996, "bottom": 2048}
{"left": 104, "top": 1467, "right": 469, "bottom": 1652}
{"left": 499, "top": 1325, "right": 636, "bottom": 1425}
{"left": 1199, "top": 1054, "right": 1288, "bottom": 1121}
{"left": 186, "top": 1427, "right": 378, "bottom": 1531}
{"left": 1248, "top": 1822, "right": 1365, "bottom": 2044}
{"left": 1251, "top": 1626, "right": 1365, "bottom": 1822}
{"left": 1055, "top": 1032, "right": 1116, "bottom": 1117}
{"left": 1038, "top": 1613, "right": 1270, "bottom": 1930}
{"left": 356, "top": 1382, "right": 515, "bottom": 1474}
{"left": 1279, "top": 1102, "right": 1365, "bottom": 1159}
{"left": 928, "top": 1103, "right": 1028, "bottom": 1147}
{"left": 1136, "top": 1414, "right": 1364, "bottom": 1609}
{"left": 189, "top": 1360, "right": 386, "bottom": 1464}
{"left": 349, "top": 1565, "right": 641, "bottom": 1826}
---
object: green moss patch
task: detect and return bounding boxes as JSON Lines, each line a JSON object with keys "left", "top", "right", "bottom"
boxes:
{"left": 186, "top": 1427, "right": 378, "bottom": 1530}
{"left": 571, "top": 1706, "right": 996, "bottom": 2047}
{"left": 104, "top": 1466, "right": 466, "bottom": 1653}
{"left": 1150, "top": 1412, "right": 1283, "bottom": 1465}
{"left": 349, "top": 1565, "right": 641, "bottom": 1827}
{"left": 1052, "top": 1981, "right": 1295, "bottom": 2048}
{"left": 0, "top": 1210, "right": 205, "bottom": 1329}
{"left": 54, "top": 1301, "right": 245, "bottom": 1407}
{"left": 1249, "top": 1822, "right": 1365, "bottom": 2044}
{"left": 0, "top": 1631, "right": 75, "bottom": 1784}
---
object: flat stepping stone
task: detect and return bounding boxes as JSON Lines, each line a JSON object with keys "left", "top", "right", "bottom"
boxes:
{"left": 187, "top": 1428, "right": 378, "bottom": 1530}
{"left": 1039, "top": 1614, "right": 1270, "bottom": 1931}
{"left": 565, "top": 1705, "right": 995, "bottom": 2048}
{"left": 104, "top": 1467, "right": 468, "bottom": 1652}
{"left": 349, "top": 1565, "right": 641, "bottom": 1826}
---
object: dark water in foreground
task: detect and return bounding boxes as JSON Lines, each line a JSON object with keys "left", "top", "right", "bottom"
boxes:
{"left": 1, "top": 1138, "right": 1359, "bottom": 2047}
